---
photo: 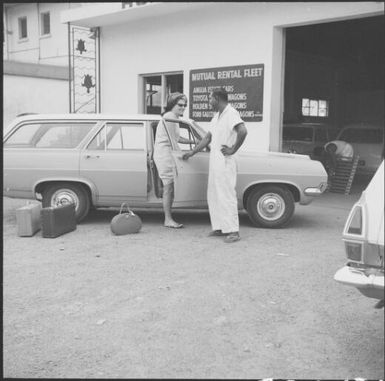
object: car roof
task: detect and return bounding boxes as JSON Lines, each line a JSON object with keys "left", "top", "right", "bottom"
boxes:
{"left": 11, "top": 113, "right": 163, "bottom": 122}
{"left": 4, "top": 113, "right": 197, "bottom": 137}
{"left": 283, "top": 123, "right": 331, "bottom": 128}
{"left": 340, "top": 123, "right": 383, "bottom": 130}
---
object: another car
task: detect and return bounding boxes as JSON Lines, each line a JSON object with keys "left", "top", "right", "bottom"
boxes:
{"left": 3, "top": 114, "right": 328, "bottom": 228}
{"left": 334, "top": 160, "right": 384, "bottom": 304}
{"left": 335, "top": 123, "right": 384, "bottom": 175}
{"left": 282, "top": 122, "right": 332, "bottom": 160}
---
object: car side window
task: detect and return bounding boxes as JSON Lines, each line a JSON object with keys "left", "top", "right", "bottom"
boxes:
{"left": 315, "top": 128, "right": 328, "bottom": 142}
{"left": 4, "top": 122, "right": 95, "bottom": 148}
{"left": 4, "top": 123, "right": 41, "bottom": 147}
{"left": 339, "top": 129, "right": 359, "bottom": 143}
{"left": 177, "top": 122, "right": 197, "bottom": 151}
{"left": 283, "top": 127, "right": 313, "bottom": 142}
{"left": 339, "top": 128, "right": 383, "bottom": 144}
{"left": 87, "top": 123, "right": 145, "bottom": 151}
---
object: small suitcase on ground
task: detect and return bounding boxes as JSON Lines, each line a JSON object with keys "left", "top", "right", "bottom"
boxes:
{"left": 16, "top": 202, "right": 42, "bottom": 237}
{"left": 41, "top": 203, "right": 77, "bottom": 238}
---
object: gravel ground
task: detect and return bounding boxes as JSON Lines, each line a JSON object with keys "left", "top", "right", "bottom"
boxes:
{"left": 3, "top": 189, "right": 384, "bottom": 379}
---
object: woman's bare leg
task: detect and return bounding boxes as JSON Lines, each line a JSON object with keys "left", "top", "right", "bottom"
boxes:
{"left": 162, "top": 182, "right": 182, "bottom": 227}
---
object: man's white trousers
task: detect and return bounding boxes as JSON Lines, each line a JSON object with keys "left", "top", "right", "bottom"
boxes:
{"left": 207, "top": 153, "right": 239, "bottom": 233}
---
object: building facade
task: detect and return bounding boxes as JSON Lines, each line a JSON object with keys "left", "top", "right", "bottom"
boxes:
{"left": 2, "top": 3, "right": 107, "bottom": 129}
{"left": 4, "top": 3, "right": 383, "bottom": 155}
{"left": 62, "top": 2, "right": 384, "bottom": 152}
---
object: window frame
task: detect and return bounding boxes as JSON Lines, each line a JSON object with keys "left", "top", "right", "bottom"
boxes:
{"left": 86, "top": 121, "right": 146, "bottom": 151}
{"left": 141, "top": 72, "right": 184, "bottom": 115}
{"left": 301, "top": 97, "right": 329, "bottom": 118}
{"left": 18, "top": 16, "right": 28, "bottom": 40}
{"left": 40, "top": 11, "right": 51, "bottom": 36}
{"left": 163, "top": 118, "right": 205, "bottom": 152}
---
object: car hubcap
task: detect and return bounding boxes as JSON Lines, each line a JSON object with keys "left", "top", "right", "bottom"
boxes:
{"left": 257, "top": 193, "right": 285, "bottom": 221}
{"left": 51, "top": 189, "right": 78, "bottom": 210}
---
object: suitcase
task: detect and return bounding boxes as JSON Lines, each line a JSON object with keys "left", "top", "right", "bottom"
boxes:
{"left": 41, "top": 203, "right": 77, "bottom": 238}
{"left": 16, "top": 202, "right": 42, "bottom": 237}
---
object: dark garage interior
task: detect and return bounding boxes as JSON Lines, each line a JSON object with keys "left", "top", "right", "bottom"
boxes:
{"left": 284, "top": 15, "right": 384, "bottom": 132}
{"left": 283, "top": 15, "right": 384, "bottom": 190}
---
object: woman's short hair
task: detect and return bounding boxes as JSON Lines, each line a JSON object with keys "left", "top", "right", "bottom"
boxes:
{"left": 211, "top": 88, "right": 228, "bottom": 102}
{"left": 164, "top": 92, "right": 187, "bottom": 113}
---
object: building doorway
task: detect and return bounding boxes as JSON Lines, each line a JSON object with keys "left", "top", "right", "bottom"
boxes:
{"left": 282, "top": 15, "right": 384, "bottom": 186}
{"left": 283, "top": 15, "right": 384, "bottom": 135}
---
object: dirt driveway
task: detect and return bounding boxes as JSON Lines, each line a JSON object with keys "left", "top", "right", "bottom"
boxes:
{"left": 3, "top": 192, "right": 384, "bottom": 379}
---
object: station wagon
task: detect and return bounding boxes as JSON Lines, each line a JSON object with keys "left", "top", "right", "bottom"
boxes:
{"left": 3, "top": 114, "right": 328, "bottom": 228}
{"left": 334, "top": 161, "right": 384, "bottom": 304}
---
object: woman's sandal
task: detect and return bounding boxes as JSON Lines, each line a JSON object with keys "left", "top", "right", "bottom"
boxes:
{"left": 164, "top": 222, "right": 184, "bottom": 229}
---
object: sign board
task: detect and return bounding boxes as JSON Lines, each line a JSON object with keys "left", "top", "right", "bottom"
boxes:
{"left": 189, "top": 64, "right": 264, "bottom": 122}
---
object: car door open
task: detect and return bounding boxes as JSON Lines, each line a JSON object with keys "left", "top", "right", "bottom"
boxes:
{"left": 168, "top": 120, "right": 209, "bottom": 208}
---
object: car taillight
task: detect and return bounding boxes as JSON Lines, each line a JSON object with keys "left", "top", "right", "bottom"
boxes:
{"left": 347, "top": 206, "right": 363, "bottom": 235}
{"left": 345, "top": 241, "right": 363, "bottom": 262}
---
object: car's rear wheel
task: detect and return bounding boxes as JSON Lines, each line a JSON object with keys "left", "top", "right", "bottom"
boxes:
{"left": 246, "top": 185, "right": 295, "bottom": 228}
{"left": 42, "top": 183, "right": 90, "bottom": 222}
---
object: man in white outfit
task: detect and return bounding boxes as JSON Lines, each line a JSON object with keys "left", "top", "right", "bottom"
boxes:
{"left": 182, "top": 88, "right": 248, "bottom": 243}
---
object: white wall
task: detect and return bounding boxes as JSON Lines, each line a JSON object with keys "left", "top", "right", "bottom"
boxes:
{"left": 100, "top": 4, "right": 276, "bottom": 152}
{"left": 4, "top": 3, "right": 80, "bottom": 66}
{"left": 72, "top": 2, "right": 384, "bottom": 152}
{"left": 2, "top": 3, "right": 85, "bottom": 133}
{"left": 3, "top": 75, "right": 69, "bottom": 131}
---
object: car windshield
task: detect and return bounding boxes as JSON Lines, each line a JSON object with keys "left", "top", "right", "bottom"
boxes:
{"left": 283, "top": 126, "right": 313, "bottom": 141}
{"left": 339, "top": 128, "right": 384, "bottom": 144}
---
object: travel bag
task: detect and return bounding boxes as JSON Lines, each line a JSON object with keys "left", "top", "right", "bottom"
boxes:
{"left": 110, "top": 203, "right": 142, "bottom": 235}
{"left": 41, "top": 203, "right": 77, "bottom": 238}
{"left": 16, "top": 202, "right": 42, "bottom": 237}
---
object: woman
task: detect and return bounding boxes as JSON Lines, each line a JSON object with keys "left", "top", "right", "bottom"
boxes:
{"left": 154, "top": 92, "right": 194, "bottom": 228}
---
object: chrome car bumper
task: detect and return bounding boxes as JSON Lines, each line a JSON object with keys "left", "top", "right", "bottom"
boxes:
{"left": 334, "top": 266, "right": 384, "bottom": 299}
{"left": 300, "top": 183, "right": 327, "bottom": 205}
{"left": 304, "top": 185, "right": 326, "bottom": 196}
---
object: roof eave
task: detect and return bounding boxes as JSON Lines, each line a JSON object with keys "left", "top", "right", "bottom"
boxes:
{"left": 60, "top": 2, "right": 209, "bottom": 27}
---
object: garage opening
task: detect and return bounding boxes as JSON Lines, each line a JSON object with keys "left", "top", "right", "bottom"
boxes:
{"left": 282, "top": 15, "right": 384, "bottom": 180}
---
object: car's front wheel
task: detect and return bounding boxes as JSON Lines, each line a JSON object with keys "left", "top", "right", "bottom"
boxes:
{"left": 246, "top": 185, "right": 295, "bottom": 228}
{"left": 42, "top": 183, "right": 90, "bottom": 222}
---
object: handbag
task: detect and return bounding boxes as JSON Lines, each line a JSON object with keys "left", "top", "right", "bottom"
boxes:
{"left": 110, "top": 203, "right": 142, "bottom": 235}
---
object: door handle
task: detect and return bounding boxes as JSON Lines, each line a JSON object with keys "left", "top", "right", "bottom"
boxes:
{"left": 85, "top": 154, "right": 100, "bottom": 159}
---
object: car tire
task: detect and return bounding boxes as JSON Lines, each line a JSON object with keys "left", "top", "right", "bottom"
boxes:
{"left": 42, "top": 183, "right": 90, "bottom": 222}
{"left": 246, "top": 185, "right": 295, "bottom": 228}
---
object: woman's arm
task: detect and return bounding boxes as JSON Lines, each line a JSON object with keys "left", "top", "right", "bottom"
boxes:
{"left": 178, "top": 136, "right": 196, "bottom": 144}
